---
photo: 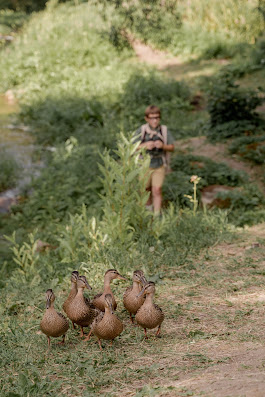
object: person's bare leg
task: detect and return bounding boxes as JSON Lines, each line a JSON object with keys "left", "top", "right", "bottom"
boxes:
{"left": 152, "top": 186, "right": 162, "bottom": 214}
{"left": 146, "top": 187, "right": 152, "bottom": 206}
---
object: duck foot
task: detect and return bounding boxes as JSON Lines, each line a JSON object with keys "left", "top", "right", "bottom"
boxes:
{"left": 83, "top": 329, "right": 93, "bottom": 342}
{"left": 58, "top": 335, "right": 66, "bottom": 345}
{"left": 155, "top": 325, "right": 161, "bottom": 338}
{"left": 98, "top": 338, "right": 104, "bottom": 351}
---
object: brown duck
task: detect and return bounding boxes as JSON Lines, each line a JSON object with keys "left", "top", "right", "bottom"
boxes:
{"left": 62, "top": 270, "right": 79, "bottom": 329}
{"left": 40, "top": 289, "right": 69, "bottom": 347}
{"left": 123, "top": 270, "right": 147, "bottom": 323}
{"left": 91, "top": 294, "right": 123, "bottom": 350}
{"left": 67, "top": 275, "right": 99, "bottom": 337}
{"left": 92, "top": 269, "right": 126, "bottom": 312}
{"left": 135, "top": 281, "right": 164, "bottom": 339}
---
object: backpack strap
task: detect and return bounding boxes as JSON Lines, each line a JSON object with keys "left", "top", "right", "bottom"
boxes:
{"left": 140, "top": 124, "right": 148, "bottom": 142}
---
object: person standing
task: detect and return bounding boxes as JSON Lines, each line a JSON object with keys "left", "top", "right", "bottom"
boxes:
{"left": 134, "top": 105, "right": 174, "bottom": 214}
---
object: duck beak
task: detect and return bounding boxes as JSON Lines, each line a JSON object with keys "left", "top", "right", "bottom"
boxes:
{"left": 46, "top": 298, "right": 51, "bottom": 309}
{"left": 117, "top": 274, "right": 127, "bottom": 281}
{"left": 109, "top": 302, "right": 114, "bottom": 315}
{"left": 140, "top": 276, "right": 147, "bottom": 286}
{"left": 85, "top": 281, "right": 92, "bottom": 290}
{"left": 137, "top": 286, "right": 146, "bottom": 297}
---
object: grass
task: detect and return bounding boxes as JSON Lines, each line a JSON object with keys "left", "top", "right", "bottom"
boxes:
{"left": 1, "top": 225, "right": 265, "bottom": 396}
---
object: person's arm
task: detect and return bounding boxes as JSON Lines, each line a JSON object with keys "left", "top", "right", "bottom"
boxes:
{"left": 154, "top": 141, "right": 174, "bottom": 151}
{"left": 134, "top": 128, "right": 155, "bottom": 150}
{"left": 138, "top": 141, "right": 155, "bottom": 150}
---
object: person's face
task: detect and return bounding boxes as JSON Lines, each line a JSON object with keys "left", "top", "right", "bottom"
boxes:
{"left": 145, "top": 113, "right": 161, "bottom": 129}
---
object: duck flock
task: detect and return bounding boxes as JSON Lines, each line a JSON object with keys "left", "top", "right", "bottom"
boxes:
{"left": 40, "top": 269, "right": 164, "bottom": 350}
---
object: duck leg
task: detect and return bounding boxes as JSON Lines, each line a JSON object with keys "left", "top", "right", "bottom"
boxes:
{"left": 155, "top": 325, "right": 161, "bottom": 338}
{"left": 129, "top": 313, "right": 134, "bottom": 324}
{"left": 144, "top": 328, "right": 148, "bottom": 339}
{"left": 83, "top": 328, "right": 93, "bottom": 342}
{"left": 72, "top": 321, "right": 76, "bottom": 330}
{"left": 98, "top": 338, "right": 103, "bottom": 351}
{"left": 80, "top": 326, "right": 84, "bottom": 337}
{"left": 47, "top": 336, "right": 51, "bottom": 347}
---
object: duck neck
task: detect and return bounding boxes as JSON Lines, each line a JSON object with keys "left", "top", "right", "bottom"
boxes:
{"left": 103, "top": 277, "right": 112, "bottom": 293}
{"left": 145, "top": 293, "right": 154, "bottom": 305}
{"left": 48, "top": 301, "right": 55, "bottom": 311}
{"left": 132, "top": 281, "right": 140, "bottom": 293}
{"left": 71, "top": 281, "right": 77, "bottom": 292}
{"left": 104, "top": 306, "right": 112, "bottom": 316}
{"left": 77, "top": 287, "right": 85, "bottom": 298}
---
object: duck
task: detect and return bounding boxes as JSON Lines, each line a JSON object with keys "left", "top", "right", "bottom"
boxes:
{"left": 91, "top": 294, "right": 123, "bottom": 351}
{"left": 40, "top": 289, "right": 69, "bottom": 347}
{"left": 135, "top": 281, "right": 164, "bottom": 339}
{"left": 92, "top": 269, "right": 126, "bottom": 312}
{"left": 123, "top": 270, "right": 147, "bottom": 323}
{"left": 62, "top": 270, "right": 79, "bottom": 329}
{"left": 67, "top": 275, "right": 99, "bottom": 337}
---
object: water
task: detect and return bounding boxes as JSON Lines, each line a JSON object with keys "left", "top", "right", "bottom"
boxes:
{"left": 0, "top": 94, "right": 42, "bottom": 213}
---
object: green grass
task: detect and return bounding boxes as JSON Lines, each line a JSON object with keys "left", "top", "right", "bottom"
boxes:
{"left": 1, "top": 226, "right": 265, "bottom": 396}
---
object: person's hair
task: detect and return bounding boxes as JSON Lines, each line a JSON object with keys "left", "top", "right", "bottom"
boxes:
{"left": 145, "top": 105, "right": 161, "bottom": 118}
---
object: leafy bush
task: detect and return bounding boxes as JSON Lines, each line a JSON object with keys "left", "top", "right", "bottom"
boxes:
{"left": 251, "top": 37, "right": 265, "bottom": 67}
{"left": 118, "top": 71, "right": 191, "bottom": 132}
{"left": 205, "top": 73, "right": 265, "bottom": 141}
{"left": 96, "top": 0, "right": 182, "bottom": 49}
{"left": 215, "top": 184, "right": 265, "bottom": 226}
{"left": 10, "top": 138, "right": 104, "bottom": 232}
{"left": 20, "top": 96, "right": 105, "bottom": 145}
{"left": 229, "top": 135, "right": 265, "bottom": 164}
{"left": 0, "top": 149, "right": 19, "bottom": 191}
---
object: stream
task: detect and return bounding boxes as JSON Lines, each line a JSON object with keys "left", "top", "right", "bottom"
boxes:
{"left": 0, "top": 94, "right": 42, "bottom": 213}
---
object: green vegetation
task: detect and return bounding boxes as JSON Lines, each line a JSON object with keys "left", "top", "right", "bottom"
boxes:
{"left": 229, "top": 135, "right": 265, "bottom": 164}
{"left": 205, "top": 72, "right": 265, "bottom": 141}
{"left": 0, "top": 1, "right": 265, "bottom": 394}
{"left": 0, "top": 9, "right": 28, "bottom": 37}
{"left": 0, "top": 149, "right": 19, "bottom": 191}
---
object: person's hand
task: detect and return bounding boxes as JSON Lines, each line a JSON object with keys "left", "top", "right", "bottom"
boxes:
{"left": 145, "top": 141, "right": 155, "bottom": 150}
{"left": 154, "top": 140, "right": 163, "bottom": 149}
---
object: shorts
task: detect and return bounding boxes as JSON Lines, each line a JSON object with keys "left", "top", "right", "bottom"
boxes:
{"left": 146, "top": 165, "right": 166, "bottom": 189}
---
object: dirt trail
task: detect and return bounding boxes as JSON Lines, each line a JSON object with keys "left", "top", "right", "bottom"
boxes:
{"left": 131, "top": 39, "right": 182, "bottom": 70}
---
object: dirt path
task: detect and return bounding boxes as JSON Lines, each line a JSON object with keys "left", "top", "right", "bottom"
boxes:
{"left": 131, "top": 39, "right": 182, "bottom": 70}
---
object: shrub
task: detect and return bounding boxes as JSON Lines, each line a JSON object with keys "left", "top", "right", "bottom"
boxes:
{"left": 118, "top": 71, "right": 191, "bottom": 132}
{"left": 205, "top": 73, "right": 265, "bottom": 141}
{"left": 229, "top": 135, "right": 265, "bottom": 164}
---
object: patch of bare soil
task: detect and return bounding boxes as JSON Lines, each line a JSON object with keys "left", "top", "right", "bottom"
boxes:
{"left": 177, "top": 136, "right": 265, "bottom": 194}
{"left": 171, "top": 346, "right": 265, "bottom": 397}
{"left": 130, "top": 39, "right": 182, "bottom": 70}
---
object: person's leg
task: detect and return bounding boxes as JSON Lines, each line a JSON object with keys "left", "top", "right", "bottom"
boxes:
{"left": 151, "top": 166, "right": 165, "bottom": 214}
{"left": 145, "top": 169, "right": 153, "bottom": 208}
{"left": 152, "top": 186, "right": 162, "bottom": 214}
